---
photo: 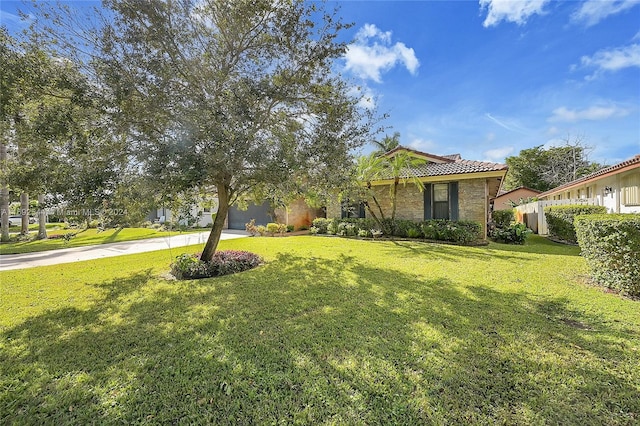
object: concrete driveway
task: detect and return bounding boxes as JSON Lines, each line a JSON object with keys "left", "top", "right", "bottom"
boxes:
{"left": 0, "top": 230, "right": 249, "bottom": 271}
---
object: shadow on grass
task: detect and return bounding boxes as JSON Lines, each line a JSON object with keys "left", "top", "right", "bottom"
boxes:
{"left": 102, "top": 227, "right": 123, "bottom": 244}
{"left": 1, "top": 255, "right": 638, "bottom": 424}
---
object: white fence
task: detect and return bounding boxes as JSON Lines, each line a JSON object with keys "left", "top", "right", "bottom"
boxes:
{"left": 513, "top": 198, "right": 598, "bottom": 235}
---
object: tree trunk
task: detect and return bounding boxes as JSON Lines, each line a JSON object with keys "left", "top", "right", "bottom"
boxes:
{"left": 37, "top": 194, "right": 47, "bottom": 239}
{"left": 391, "top": 178, "right": 399, "bottom": 221}
{"left": 200, "top": 182, "right": 230, "bottom": 261}
{"left": 20, "top": 192, "right": 29, "bottom": 235}
{"left": 0, "top": 142, "right": 9, "bottom": 242}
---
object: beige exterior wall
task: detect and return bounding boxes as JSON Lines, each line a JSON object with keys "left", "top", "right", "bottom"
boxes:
{"left": 459, "top": 179, "right": 488, "bottom": 231}
{"left": 492, "top": 188, "right": 540, "bottom": 210}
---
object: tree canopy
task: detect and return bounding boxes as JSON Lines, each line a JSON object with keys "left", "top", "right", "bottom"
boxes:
{"left": 503, "top": 137, "right": 603, "bottom": 192}
{"left": 31, "top": 0, "right": 380, "bottom": 259}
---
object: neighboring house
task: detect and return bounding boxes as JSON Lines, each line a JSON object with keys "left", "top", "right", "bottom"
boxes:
{"left": 537, "top": 154, "right": 640, "bottom": 214}
{"left": 491, "top": 186, "right": 541, "bottom": 211}
{"left": 327, "top": 146, "right": 508, "bottom": 238}
{"left": 152, "top": 198, "right": 323, "bottom": 230}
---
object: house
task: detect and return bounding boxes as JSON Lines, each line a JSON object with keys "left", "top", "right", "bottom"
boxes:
{"left": 491, "top": 186, "right": 541, "bottom": 211}
{"left": 152, "top": 198, "right": 323, "bottom": 230}
{"left": 537, "top": 154, "right": 640, "bottom": 214}
{"left": 327, "top": 146, "right": 508, "bottom": 238}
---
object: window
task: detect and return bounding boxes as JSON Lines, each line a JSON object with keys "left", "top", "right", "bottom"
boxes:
{"left": 341, "top": 201, "right": 365, "bottom": 218}
{"left": 433, "top": 183, "right": 449, "bottom": 219}
{"left": 424, "top": 182, "right": 458, "bottom": 221}
{"left": 622, "top": 173, "right": 640, "bottom": 206}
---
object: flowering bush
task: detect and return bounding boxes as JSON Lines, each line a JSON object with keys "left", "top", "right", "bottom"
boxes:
{"left": 171, "top": 250, "right": 262, "bottom": 280}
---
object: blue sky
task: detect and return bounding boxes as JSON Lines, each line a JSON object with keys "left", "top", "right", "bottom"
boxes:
{"left": 2, "top": 0, "right": 639, "bottom": 165}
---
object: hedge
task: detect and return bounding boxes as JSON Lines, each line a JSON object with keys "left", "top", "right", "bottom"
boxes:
{"left": 311, "top": 217, "right": 482, "bottom": 245}
{"left": 544, "top": 204, "right": 607, "bottom": 243}
{"left": 575, "top": 214, "right": 640, "bottom": 297}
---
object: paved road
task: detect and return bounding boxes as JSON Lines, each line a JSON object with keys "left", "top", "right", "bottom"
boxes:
{"left": 0, "top": 230, "right": 249, "bottom": 271}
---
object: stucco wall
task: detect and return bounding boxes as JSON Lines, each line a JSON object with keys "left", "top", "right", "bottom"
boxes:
{"left": 274, "top": 198, "right": 324, "bottom": 229}
{"left": 492, "top": 188, "right": 540, "bottom": 210}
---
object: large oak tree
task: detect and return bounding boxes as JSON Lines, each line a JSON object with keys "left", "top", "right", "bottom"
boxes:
{"left": 34, "top": 0, "right": 378, "bottom": 260}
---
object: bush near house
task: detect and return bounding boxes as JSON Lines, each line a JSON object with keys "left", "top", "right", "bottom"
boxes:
{"left": 489, "top": 209, "right": 530, "bottom": 244}
{"left": 545, "top": 205, "right": 607, "bottom": 244}
{"left": 311, "top": 218, "right": 482, "bottom": 245}
{"left": 492, "top": 209, "right": 514, "bottom": 228}
{"left": 575, "top": 214, "right": 640, "bottom": 297}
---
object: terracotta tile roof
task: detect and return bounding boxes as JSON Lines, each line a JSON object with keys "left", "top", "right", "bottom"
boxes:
{"left": 495, "top": 186, "right": 542, "bottom": 197}
{"left": 376, "top": 147, "right": 508, "bottom": 180}
{"left": 538, "top": 154, "right": 640, "bottom": 197}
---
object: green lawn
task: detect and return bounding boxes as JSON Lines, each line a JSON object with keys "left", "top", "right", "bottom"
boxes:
{"left": 0, "top": 227, "right": 206, "bottom": 255}
{"left": 1, "top": 236, "right": 638, "bottom": 424}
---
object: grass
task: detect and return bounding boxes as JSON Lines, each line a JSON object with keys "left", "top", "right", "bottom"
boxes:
{"left": 1, "top": 235, "right": 639, "bottom": 424}
{"left": 0, "top": 227, "right": 206, "bottom": 255}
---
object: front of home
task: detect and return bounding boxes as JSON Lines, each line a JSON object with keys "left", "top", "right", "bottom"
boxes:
{"left": 537, "top": 154, "right": 640, "bottom": 214}
{"left": 327, "top": 147, "right": 508, "bottom": 238}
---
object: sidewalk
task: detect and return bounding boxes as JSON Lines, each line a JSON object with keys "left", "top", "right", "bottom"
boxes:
{"left": 0, "top": 230, "right": 249, "bottom": 271}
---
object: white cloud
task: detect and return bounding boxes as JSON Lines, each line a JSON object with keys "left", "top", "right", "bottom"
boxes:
{"left": 571, "top": 0, "right": 640, "bottom": 26}
{"left": 548, "top": 105, "right": 630, "bottom": 123}
{"left": 344, "top": 24, "right": 419, "bottom": 83}
{"left": 408, "top": 137, "right": 437, "bottom": 152}
{"left": 479, "top": 0, "right": 550, "bottom": 27}
{"left": 484, "top": 146, "right": 514, "bottom": 162}
{"left": 484, "top": 113, "right": 529, "bottom": 134}
{"left": 348, "top": 85, "right": 377, "bottom": 110}
{"left": 579, "top": 43, "right": 640, "bottom": 76}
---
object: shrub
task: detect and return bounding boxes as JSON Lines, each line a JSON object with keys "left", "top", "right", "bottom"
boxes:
{"left": 141, "top": 221, "right": 153, "bottom": 228}
{"left": 406, "top": 227, "right": 422, "bottom": 239}
{"left": 245, "top": 219, "right": 258, "bottom": 236}
{"left": 171, "top": 250, "right": 262, "bottom": 280}
{"left": 88, "top": 219, "right": 101, "bottom": 229}
{"left": 421, "top": 220, "right": 481, "bottom": 244}
{"left": 297, "top": 225, "right": 309, "bottom": 231}
{"left": 544, "top": 204, "right": 607, "bottom": 244}
{"left": 492, "top": 209, "right": 514, "bottom": 228}
{"left": 309, "top": 226, "right": 320, "bottom": 235}
{"left": 490, "top": 223, "right": 531, "bottom": 244}
{"left": 575, "top": 214, "right": 640, "bottom": 297}
{"left": 255, "top": 225, "right": 267, "bottom": 236}
{"left": 358, "top": 228, "right": 371, "bottom": 238}
{"left": 312, "top": 218, "right": 331, "bottom": 234}
{"left": 266, "top": 222, "right": 279, "bottom": 235}
{"left": 170, "top": 253, "right": 210, "bottom": 280}
{"left": 286, "top": 225, "right": 295, "bottom": 232}
{"left": 327, "top": 219, "right": 339, "bottom": 235}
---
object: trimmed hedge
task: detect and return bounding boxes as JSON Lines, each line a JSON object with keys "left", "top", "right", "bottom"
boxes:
{"left": 544, "top": 205, "right": 607, "bottom": 244}
{"left": 575, "top": 214, "right": 640, "bottom": 297}
{"left": 312, "top": 217, "right": 482, "bottom": 245}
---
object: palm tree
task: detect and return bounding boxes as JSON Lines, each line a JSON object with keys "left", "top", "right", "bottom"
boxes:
{"left": 355, "top": 153, "right": 387, "bottom": 228}
{"left": 372, "top": 132, "right": 400, "bottom": 155}
{"left": 385, "top": 151, "right": 426, "bottom": 221}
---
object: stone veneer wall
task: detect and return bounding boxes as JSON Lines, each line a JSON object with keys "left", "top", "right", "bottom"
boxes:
{"left": 326, "top": 178, "right": 489, "bottom": 237}
{"left": 458, "top": 179, "right": 487, "bottom": 237}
